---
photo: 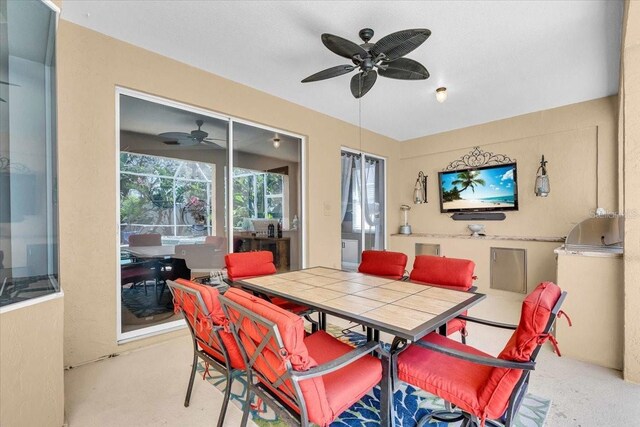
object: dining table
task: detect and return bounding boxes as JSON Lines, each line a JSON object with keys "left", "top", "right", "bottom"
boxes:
{"left": 121, "top": 245, "right": 181, "bottom": 259}
{"left": 236, "top": 266, "right": 486, "bottom": 427}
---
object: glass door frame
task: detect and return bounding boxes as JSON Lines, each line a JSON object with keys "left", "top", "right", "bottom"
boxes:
{"left": 340, "top": 147, "right": 388, "bottom": 256}
{"left": 115, "top": 87, "right": 307, "bottom": 343}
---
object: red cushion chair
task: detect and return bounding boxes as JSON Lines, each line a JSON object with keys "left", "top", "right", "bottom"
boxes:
{"left": 219, "top": 288, "right": 382, "bottom": 427}
{"left": 225, "top": 251, "right": 315, "bottom": 323}
{"left": 167, "top": 279, "right": 244, "bottom": 427}
{"left": 409, "top": 255, "right": 476, "bottom": 342}
{"left": 358, "top": 250, "right": 408, "bottom": 280}
{"left": 397, "top": 282, "right": 568, "bottom": 427}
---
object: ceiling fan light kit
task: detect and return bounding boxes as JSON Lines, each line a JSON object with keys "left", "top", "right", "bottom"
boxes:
{"left": 272, "top": 137, "right": 281, "bottom": 149}
{"left": 302, "top": 27, "right": 431, "bottom": 98}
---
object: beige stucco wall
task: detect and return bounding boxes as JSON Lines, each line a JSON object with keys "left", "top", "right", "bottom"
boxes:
{"left": 0, "top": 296, "right": 65, "bottom": 427}
{"left": 387, "top": 97, "right": 618, "bottom": 304}
{"left": 57, "top": 21, "right": 398, "bottom": 367}
{"left": 622, "top": 0, "right": 640, "bottom": 383}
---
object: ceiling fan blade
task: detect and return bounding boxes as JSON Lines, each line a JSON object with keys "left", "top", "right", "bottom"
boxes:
{"left": 200, "top": 140, "right": 225, "bottom": 149}
{"left": 0, "top": 80, "right": 19, "bottom": 87}
{"left": 350, "top": 71, "right": 377, "bottom": 98}
{"left": 302, "top": 64, "right": 356, "bottom": 83}
{"left": 370, "top": 29, "right": 431, "bottom": 61}
{"left": 158, "top": 132, "right": 191, "bottom": 140}
{"left": 378, "top": 58, "right": 429, "bottom": 80}
{"left": 321, "top": 33, "right": 368, "bottom": 60}
{"left": 162, "top": 140, "right": 180, "bottom": 145}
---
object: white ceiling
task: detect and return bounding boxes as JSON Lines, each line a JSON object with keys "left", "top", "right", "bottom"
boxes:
{"left": 63, "top": 1, "right": 623, "bottom": 141}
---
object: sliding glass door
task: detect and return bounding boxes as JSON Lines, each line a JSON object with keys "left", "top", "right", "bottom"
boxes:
{"left": 340, "top": 149, "right": 386, "bottom": 270}
{"left": 116, "top": 90, "right": 305, "bottom": 341}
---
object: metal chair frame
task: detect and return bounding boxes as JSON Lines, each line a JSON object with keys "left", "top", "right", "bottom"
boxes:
{"left": 167, "top": 280, "right": 240, "bottom": 427}
{"left": 219, "top": 294, "right": 380, "bottom": 427}
{"left": 414, "top": 291, "right": 567, "bottom": 427}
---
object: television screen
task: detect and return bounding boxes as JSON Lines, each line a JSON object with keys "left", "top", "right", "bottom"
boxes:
{"left": 438, "top": 163, "right": 518, "bottom": 213}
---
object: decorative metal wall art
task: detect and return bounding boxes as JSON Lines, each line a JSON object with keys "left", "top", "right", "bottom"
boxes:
{"left": 444, "top": 146, "right": 515, "bottom": 171}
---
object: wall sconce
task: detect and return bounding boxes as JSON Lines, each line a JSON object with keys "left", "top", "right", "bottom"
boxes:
{"left": 535, "top": 155, "right": 550, "bottom": 197}
{"left": 413, "top": 171, "right": 428, "bottom": 204}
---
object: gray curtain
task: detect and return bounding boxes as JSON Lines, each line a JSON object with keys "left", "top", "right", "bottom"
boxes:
{"left": 340, "top": 154, "right": 353, "bottom": 222}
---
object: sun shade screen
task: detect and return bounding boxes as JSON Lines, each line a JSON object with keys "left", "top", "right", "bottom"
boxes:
{"left": 224, "top": 251, "right": 277, "bottom": 281}
{"left": 410, "top": 255, "right": 475, "bottom": 289}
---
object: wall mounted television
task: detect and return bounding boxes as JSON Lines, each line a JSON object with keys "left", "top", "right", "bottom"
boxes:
{"left": 438, "top": 163, "right": 518, "bottom": 213}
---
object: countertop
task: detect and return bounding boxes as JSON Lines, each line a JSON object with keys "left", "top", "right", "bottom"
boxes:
{"left": 390, "top": 232, "right": 565, "bottom": 243}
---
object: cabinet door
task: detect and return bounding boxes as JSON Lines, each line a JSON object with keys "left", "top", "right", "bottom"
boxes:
{"left": 490, "top": 247, "right": 527, "bottom": 293}
{"left": 415, "top": 243, "right": 441, "bottom": 256}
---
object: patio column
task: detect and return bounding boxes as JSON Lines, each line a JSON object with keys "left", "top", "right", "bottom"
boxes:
{"left": 621, "top": 0, "right": 640, "bottom": 384}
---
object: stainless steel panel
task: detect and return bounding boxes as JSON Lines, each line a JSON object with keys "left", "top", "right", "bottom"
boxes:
{"left": 415, "top": 243, "right": 441, "bottom": 256}
{"left": 490, "top": 247, "right": 527, "bottom": 293}
{"left": 565, "top": 217, "right": 624, "bottom": 250}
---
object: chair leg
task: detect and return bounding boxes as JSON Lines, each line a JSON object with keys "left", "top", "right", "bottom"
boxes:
{"left": 184, "top": 353, "right": 198, "bottom": 407}
{"left": 216, "top": 372, "right": 234, "bottom": 427}
{"left": 240, "top": 371, "right": 252, "bottom": 427}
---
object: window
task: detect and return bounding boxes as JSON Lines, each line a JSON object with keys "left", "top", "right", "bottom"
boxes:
{"left": 233, "top": 168, "right": 288, "bottom": 228}
{"left": 120, "top": 153, "right": 214, "bottom": 241}
{"left": 0, "top": 0, "right": 59, "bottom": 308}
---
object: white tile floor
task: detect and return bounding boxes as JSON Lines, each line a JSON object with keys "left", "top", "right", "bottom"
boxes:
{"left": 64, "top": 294, "right": 640, "bottom": 426}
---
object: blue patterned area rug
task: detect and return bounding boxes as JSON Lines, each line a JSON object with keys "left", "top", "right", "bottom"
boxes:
{"left": 200, "top": 325, "right": 550, "bottom": 426}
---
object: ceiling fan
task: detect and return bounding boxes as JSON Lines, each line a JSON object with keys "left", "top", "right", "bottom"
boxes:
{"left": 158, "top": 120, "right": 225, "bottom": 148}
{"left": 302, "top": 28, "right": 431, "bottom": 98}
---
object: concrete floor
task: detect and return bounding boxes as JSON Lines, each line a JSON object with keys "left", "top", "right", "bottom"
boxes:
{"left": 64, "top": 294, "right": 640, "bottom": 426}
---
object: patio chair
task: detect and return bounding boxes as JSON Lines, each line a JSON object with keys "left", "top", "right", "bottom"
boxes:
{"left": 205, "top": 235, "right": 228, "bottom": 250}
{"left": 219, "top": 288, "right": 382, "bottom": 427}
{"left": 128, "top": 233, "right": 162, "bottom": 247}
{"left": 358, "top": 250, "right": 408, "bottom": 280}
{"left": 397, "top": 282, "right": 569, "bottom": 427}
{"left": 225, "top": 251, "right": 320, "bottom": 332}
{"left": 167, "top": 279, "right": 245, "bottom": 427}
{"left": 409, "top": 255, "right": 477, "bottom": 343}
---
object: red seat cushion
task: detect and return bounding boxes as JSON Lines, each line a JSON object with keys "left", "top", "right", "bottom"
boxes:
{"left": 358, "top": 250, "right": 408, "bottom": 280}
{"left": 173, "top": 279, "right": 244, "bottom": 369}
{"left": 304, "top": 330, "right": 382, "bottom": 421}
{"left": 409, "top": 255, "right": 475, "bottom": 290}
{"left": 224, "top": 251, "right": 277, "bottom": 282}
{"left": 398, "top": 282, "right": 563, "bottom": 422}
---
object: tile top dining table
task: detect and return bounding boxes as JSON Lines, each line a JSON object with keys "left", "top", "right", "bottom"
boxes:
{"left": 236, "top": 266, "right": 486, "bottom": 427}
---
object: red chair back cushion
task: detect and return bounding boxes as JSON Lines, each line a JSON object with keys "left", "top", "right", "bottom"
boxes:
{"left": 498, "top": 281, "right": 561, "bottom": 362}
{"left": 225, "top": 251, "right": 277, "bottom": 282}
{"left": 409, "top": 255, "right": 475, "bottom": 290}
{"left": 358, "top": 250, "right": 408, "bottom": 280}
{"left": 479, "top": 282, "right": 562, "bottom": 419}
{"left": 223, "top": 288, "right": 333, "bottom": 424}
{"left": 172, "top": 279, "right": 244, "bottom": 369}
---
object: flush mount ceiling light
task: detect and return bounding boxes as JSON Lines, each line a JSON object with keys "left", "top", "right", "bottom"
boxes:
{"left": 435, "top": 87, "right": 447, "bottom": 103}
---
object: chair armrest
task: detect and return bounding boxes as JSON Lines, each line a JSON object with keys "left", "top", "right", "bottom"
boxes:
{"left": 457, "top": 315, "right": 518, "bottom": 330}
{"left": 413, "top": 339, "right": 535, "bottom": 370}
{"left": 468, "top": 286, "right": 478, "bottom": 293}
{"left": 291, "top": 341, "right": 380, "bottom": 380}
